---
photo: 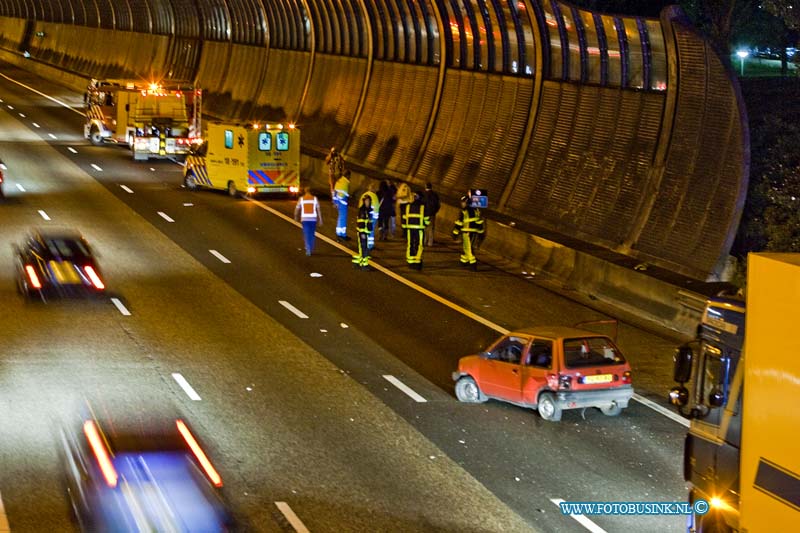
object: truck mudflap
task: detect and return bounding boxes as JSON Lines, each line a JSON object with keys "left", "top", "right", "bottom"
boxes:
{"left": 554, "top": 385, "right": 633, "bottom": 410}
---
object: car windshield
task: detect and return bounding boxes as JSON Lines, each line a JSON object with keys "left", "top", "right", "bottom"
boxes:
{"left": 45, "top": 238, "right": 90, "bottom": 259}
{"left": 563, "top": 337, "right": 626, "bottom": 368}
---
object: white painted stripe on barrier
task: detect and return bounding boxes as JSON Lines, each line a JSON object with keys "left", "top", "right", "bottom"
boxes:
{"left": 120, "top": 185, "right": 134, "bottom": 194}
{"left": 157, "top": 211, "right": 174, "bottom": 223}
{"left": 91, "top": 164, "right": 103, "bottom": 172}
{"left": 172, "top": 373, "right": 202, "bottom": 401}
{"left": 38, "top": 210, "right": 50, "bottom": 221}
{"left": 110, "top": 298, "right": 131, "bottom": 316}
{"left": 383, "top": 375, "right": 427, "bottom": 403}
{"left": 632, "top": 393, "right": 689, "bottom": 428}
{"left": 275, "top": 502, "right": 310, "bottom": 533}
{"left": 209, "top": 250, "right": 231, "bottom": 264}
{"left": 550, "top": 499, "right": 607, "bottom": 533}
{"left": 279, "top": 300, "right": 308, "bottom": 319}
{"left": 0, "top": 489, "right": 10, "bottom": 532}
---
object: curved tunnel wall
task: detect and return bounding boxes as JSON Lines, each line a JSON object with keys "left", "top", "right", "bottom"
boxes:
{"left": 0, "top": 0, "right": 748, "bottom": 281}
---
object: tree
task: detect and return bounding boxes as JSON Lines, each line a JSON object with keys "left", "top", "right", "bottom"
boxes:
{"left": 761, "top": 0, "right": 800, "bottom": 30}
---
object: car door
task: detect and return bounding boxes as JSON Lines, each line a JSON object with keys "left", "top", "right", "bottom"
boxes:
{"left": 479, "top": 335, "right": 530, "bottom": 402}
{"left": 520, "top": 338, "right": 555, "bottom": 405}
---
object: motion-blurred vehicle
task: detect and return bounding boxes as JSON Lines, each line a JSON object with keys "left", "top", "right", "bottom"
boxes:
{"left": 0, "top": 159, "right": 5, "bottom": 197}
{"left": 60, "top": 412, "right": 232, "bottom": 532}
{"left": 452, "top": 325, "right": 633, "bottom": 421}
{"left": 13, "top": 229, "right": 105, "bottom": 300}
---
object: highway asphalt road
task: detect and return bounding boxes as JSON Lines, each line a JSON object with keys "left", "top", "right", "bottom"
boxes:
{"left": 0, "top": 62, "right": 689, "bottom": 532}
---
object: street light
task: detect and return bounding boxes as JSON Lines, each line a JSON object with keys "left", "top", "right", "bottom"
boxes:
{"left": 736, "top": 50, "right": 749, "bottom": 76}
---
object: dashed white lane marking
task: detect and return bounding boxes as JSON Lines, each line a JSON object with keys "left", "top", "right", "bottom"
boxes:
{"left": 279, "top": 300, "right": 308, "bottom": 319}
{"left": 67, "top": 147, "right": 78, "bottom": 154}
{"left": 149, "top": 167, "right": 156, "bottom": 172}
{"left": 15, "top": 183, "right": 24, "bottom": 192}
{"left": 32, "top": 122, "right": 40, "bottom": 128}
{"left": 120, "top": 185, "right": 134, "bottom": 194}
{"left": 38, "top": 210, "right": 50, "bottom": 221}
{"left": 0, "top": 163, "right": 6, "bottom": 170}
{"left": 245, "top": 197, "right": 685, "bottom": 425}
{"left": 172, "top": 373, "right": 202, "bottom": 401}
{"left": 383, "top": 375, "right": 427, "bottom": 403}
{"left": 183, "top": 203, "right": 194, "bottom": 206}
{"left": 48, "top": 133, "right": 57, "bottom": 139}
{"left": 550, "top": 499, "right": 607, "bottom": 533}
{"left": 110, "top": 298, "right": 131, "bottom": 316}
{"left": 0, "top": 489, "right": 9, "bottom": 532}
{"left": 6, "top": 105, "right": 12, "bottom": 109}
{"left": 17, "top": 112, "right": 23, "bottom": 117}
{"left": 157, "top": 211, "right": 174, "bottom": 223}
{"left": 632, "top": 393, "right": 689, "bottom": 427}
{"left": 275, "top": 502, "right": 310, "bottom": 533}
{"left": 90, "top": 164, "right": 103, "bottom": 171}
{"left": 209, "top": 250, "right": 231, "bottom": 264}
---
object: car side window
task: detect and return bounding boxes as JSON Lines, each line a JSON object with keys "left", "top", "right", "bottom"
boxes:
{"left": 490, "top": 337, "right": 527, "bottom": 364}
{"left": 526, "top": 340, "right": 553, "bottom": 368}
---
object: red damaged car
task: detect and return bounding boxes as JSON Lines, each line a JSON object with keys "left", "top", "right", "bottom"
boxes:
{"left": 452, "top": 326, "right": 633, "bottom": 421}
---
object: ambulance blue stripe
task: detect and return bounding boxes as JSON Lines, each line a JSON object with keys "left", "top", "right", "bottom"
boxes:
{"left": 248, "top": 170, "right": 274, "bottom": 184}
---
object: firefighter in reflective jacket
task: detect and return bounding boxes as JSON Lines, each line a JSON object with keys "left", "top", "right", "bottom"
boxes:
{"left": 401, "top": 192, "right": 430, "bottom": 270}
{"left": 452, "top": 195, "right": 485, "bottom": 270}
{"left": 359, "top": 186, "right": 380, "bottom": 251}
{"left": 352, "top": 195, "right": 374, "bottom": 269}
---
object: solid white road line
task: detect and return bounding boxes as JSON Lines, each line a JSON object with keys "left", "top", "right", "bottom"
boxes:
{"left": 120, "top": 185, "right": 134, "bottom": 194}
{"left": 67, "top": 147, "right": 77, "bottom": 154}
{"left": 550, "top": 499, "right": 607, "bottom": 533}
{"left": 15, "top": 183, "right": 24, "bottom": 192}
{"left": 0, "top": 489, "right": 10, "bottom": 533}
{"left": 209, "top": 250, "right": 231, "bottom": 264}
{"left": 245, "top": 197, "right": 687, "bottom": 426}
{"left": 90, "top": 164, "right": 103, "bottom": 171}
{"left": 633, "top": 393, "right": 689, "bottom": 427}
{"left": 48, "top": 133, "right": 57, "bottom": 139}
{"left": 383, "top": 375, "right": 427, "bottom": 403}
{"left": 110, "top": 298, "right": 131, "bottom": 316}
{"left": 157, "top": 211, "right": 174, "bottom": 223}
{"left": 38, "top": 210, "right": 50, "bottom": 221}
{"left": 279, "top": 300, "right": 309, "bottom": 319}
{"left": 275, "top": 502, "right": 310, "bottom": 533}
{"left": 0, "top": 72, "right": 86, "bottom": 115}
{"left": 172, "top": 373, "right": 202, "bottom": 401}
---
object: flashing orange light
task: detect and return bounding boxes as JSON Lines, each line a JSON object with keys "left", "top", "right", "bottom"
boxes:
{"left": 176, "top": 419, "right": 222, "bottom": 487}
{"left": 84, "top": 265, "right": 105, "bottom": 290}
{"left": 149, "top": 83, "right": 160, "bottom": 92}
{"left": 84, "top": 420, "right": 118, "bottom": 487}
{"left": 25, "top": 265, "right": 42, "bottom": 289}
{"left": 288, "top": 123, "right": 295, "bottom": 129}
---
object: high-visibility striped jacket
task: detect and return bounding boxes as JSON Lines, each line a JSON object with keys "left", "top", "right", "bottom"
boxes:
{"left": 401, "top": 198, "right": 430, "bottom": 230}
{"left": 356, "top": 205, "right": 373, "bottom": 233}
{"left": 453, "top": 207, "right": 485, "bottom": 235}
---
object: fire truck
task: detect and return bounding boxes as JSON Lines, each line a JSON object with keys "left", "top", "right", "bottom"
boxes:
{"left": 669, "top": 253, "right": 800, "bottom": 532}
{"left": 183, "top": 122, "right": 300, "bottom": 197}
{"left": 84, "top": 80, "right": 201, "bottom": 161}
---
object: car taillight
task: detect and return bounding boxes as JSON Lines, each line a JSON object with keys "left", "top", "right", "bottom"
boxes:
{"left": 84, "top": 420, "right": 118, "bottom": 487}
{"left": 84, "top": 266, "right": 105, "bottom": 290}
{"left": 25, "top": 265, "right": 42, "bottom": 289}
{"left": 176, "top": 419, "right": 223, "bottom": 487}
{"left": 558, "top": 374, "right": 572, "bottom": 390}
{"left": 622, "top": 371, "right": 632, "bottom": 384}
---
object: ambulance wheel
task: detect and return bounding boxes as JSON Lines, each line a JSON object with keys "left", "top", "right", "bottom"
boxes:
{"left": 184, "top": 173, "right": 198, "bottom": 191}
{"left": 227, "top": 181, "right": 237, "bottom": 197}
{"left": 89, "top": 127, "right": 103, "bottom": 146}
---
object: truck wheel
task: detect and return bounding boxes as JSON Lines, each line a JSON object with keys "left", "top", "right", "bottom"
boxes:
{"left": 455, "top": 376, "right": 487, "bottom": 403}
{"left": 600, "top": 403, "right": 622, "bottom": 416}
{"left": 227, "top": 181, "right": 238, "bottom": 197}
{"left": 538, "top": 392, "right": 562, "bottom": 422}
{"left": 184, "top": 173, "right": 198, "bottom": 191}
{"left": 89, "top": 127, "right": 103, "bottom": 146}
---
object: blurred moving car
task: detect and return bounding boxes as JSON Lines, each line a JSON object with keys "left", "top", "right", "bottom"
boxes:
{"left": 60, "top": 412, "right": 233, "bottom": 532}
{"left": 452, "top": 326, "right": 633, "bottom": 421}
{"left": 13, "top": 229, "right": 105, "bottom": 300}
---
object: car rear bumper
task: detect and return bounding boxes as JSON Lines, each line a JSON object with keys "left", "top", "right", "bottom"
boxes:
{"left": 554, "top": 385, "right": 633, "bottom": 410}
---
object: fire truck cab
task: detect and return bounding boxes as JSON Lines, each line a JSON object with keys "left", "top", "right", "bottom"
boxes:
{"left": 183, "top": 122, "right": 300, "bottom": 197}
{"left": 84, "top": 80, "right": 201, "bottom": 161}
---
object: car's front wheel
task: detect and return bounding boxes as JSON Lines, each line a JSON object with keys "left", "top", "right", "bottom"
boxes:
{"left": 537, "top": 392, "right": 562, "bottom": 422}
{"left": 600, "top": 403, "right": 623, "bottom": 417}
{"left": 455, "top": 376, "right": 486, "bottom": 403}
{"left": 89, "top": 127, "right": 103, "bottom": 146}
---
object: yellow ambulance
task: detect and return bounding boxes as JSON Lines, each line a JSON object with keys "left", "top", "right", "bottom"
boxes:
{"left": 184, "top": 122, "right": 300, "bottom": 197}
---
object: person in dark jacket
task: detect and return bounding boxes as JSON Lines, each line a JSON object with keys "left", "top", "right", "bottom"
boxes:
{"left": 422, "top": 182, "right": 441, "bottom": 246}
{"left": 377, "top": 180, "right": 395, "bottom": 241}
{"left": 352, "top": 194, "right": 374, "bottom": 269}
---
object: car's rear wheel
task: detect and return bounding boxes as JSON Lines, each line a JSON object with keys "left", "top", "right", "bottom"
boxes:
{"left": 227, "top": 180, "right": 237, "bottom": 197}
{"left": 537, "top": 392, "right": 562, "bottom": 422}
{"left": 184, "top": 172, "right": 198, "bottom": 190}
{"left": 455, "top": 376, "right": 486, "bottom": 403}
{"left": 600, "top": 403, "right": 622, "bottom": 417}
